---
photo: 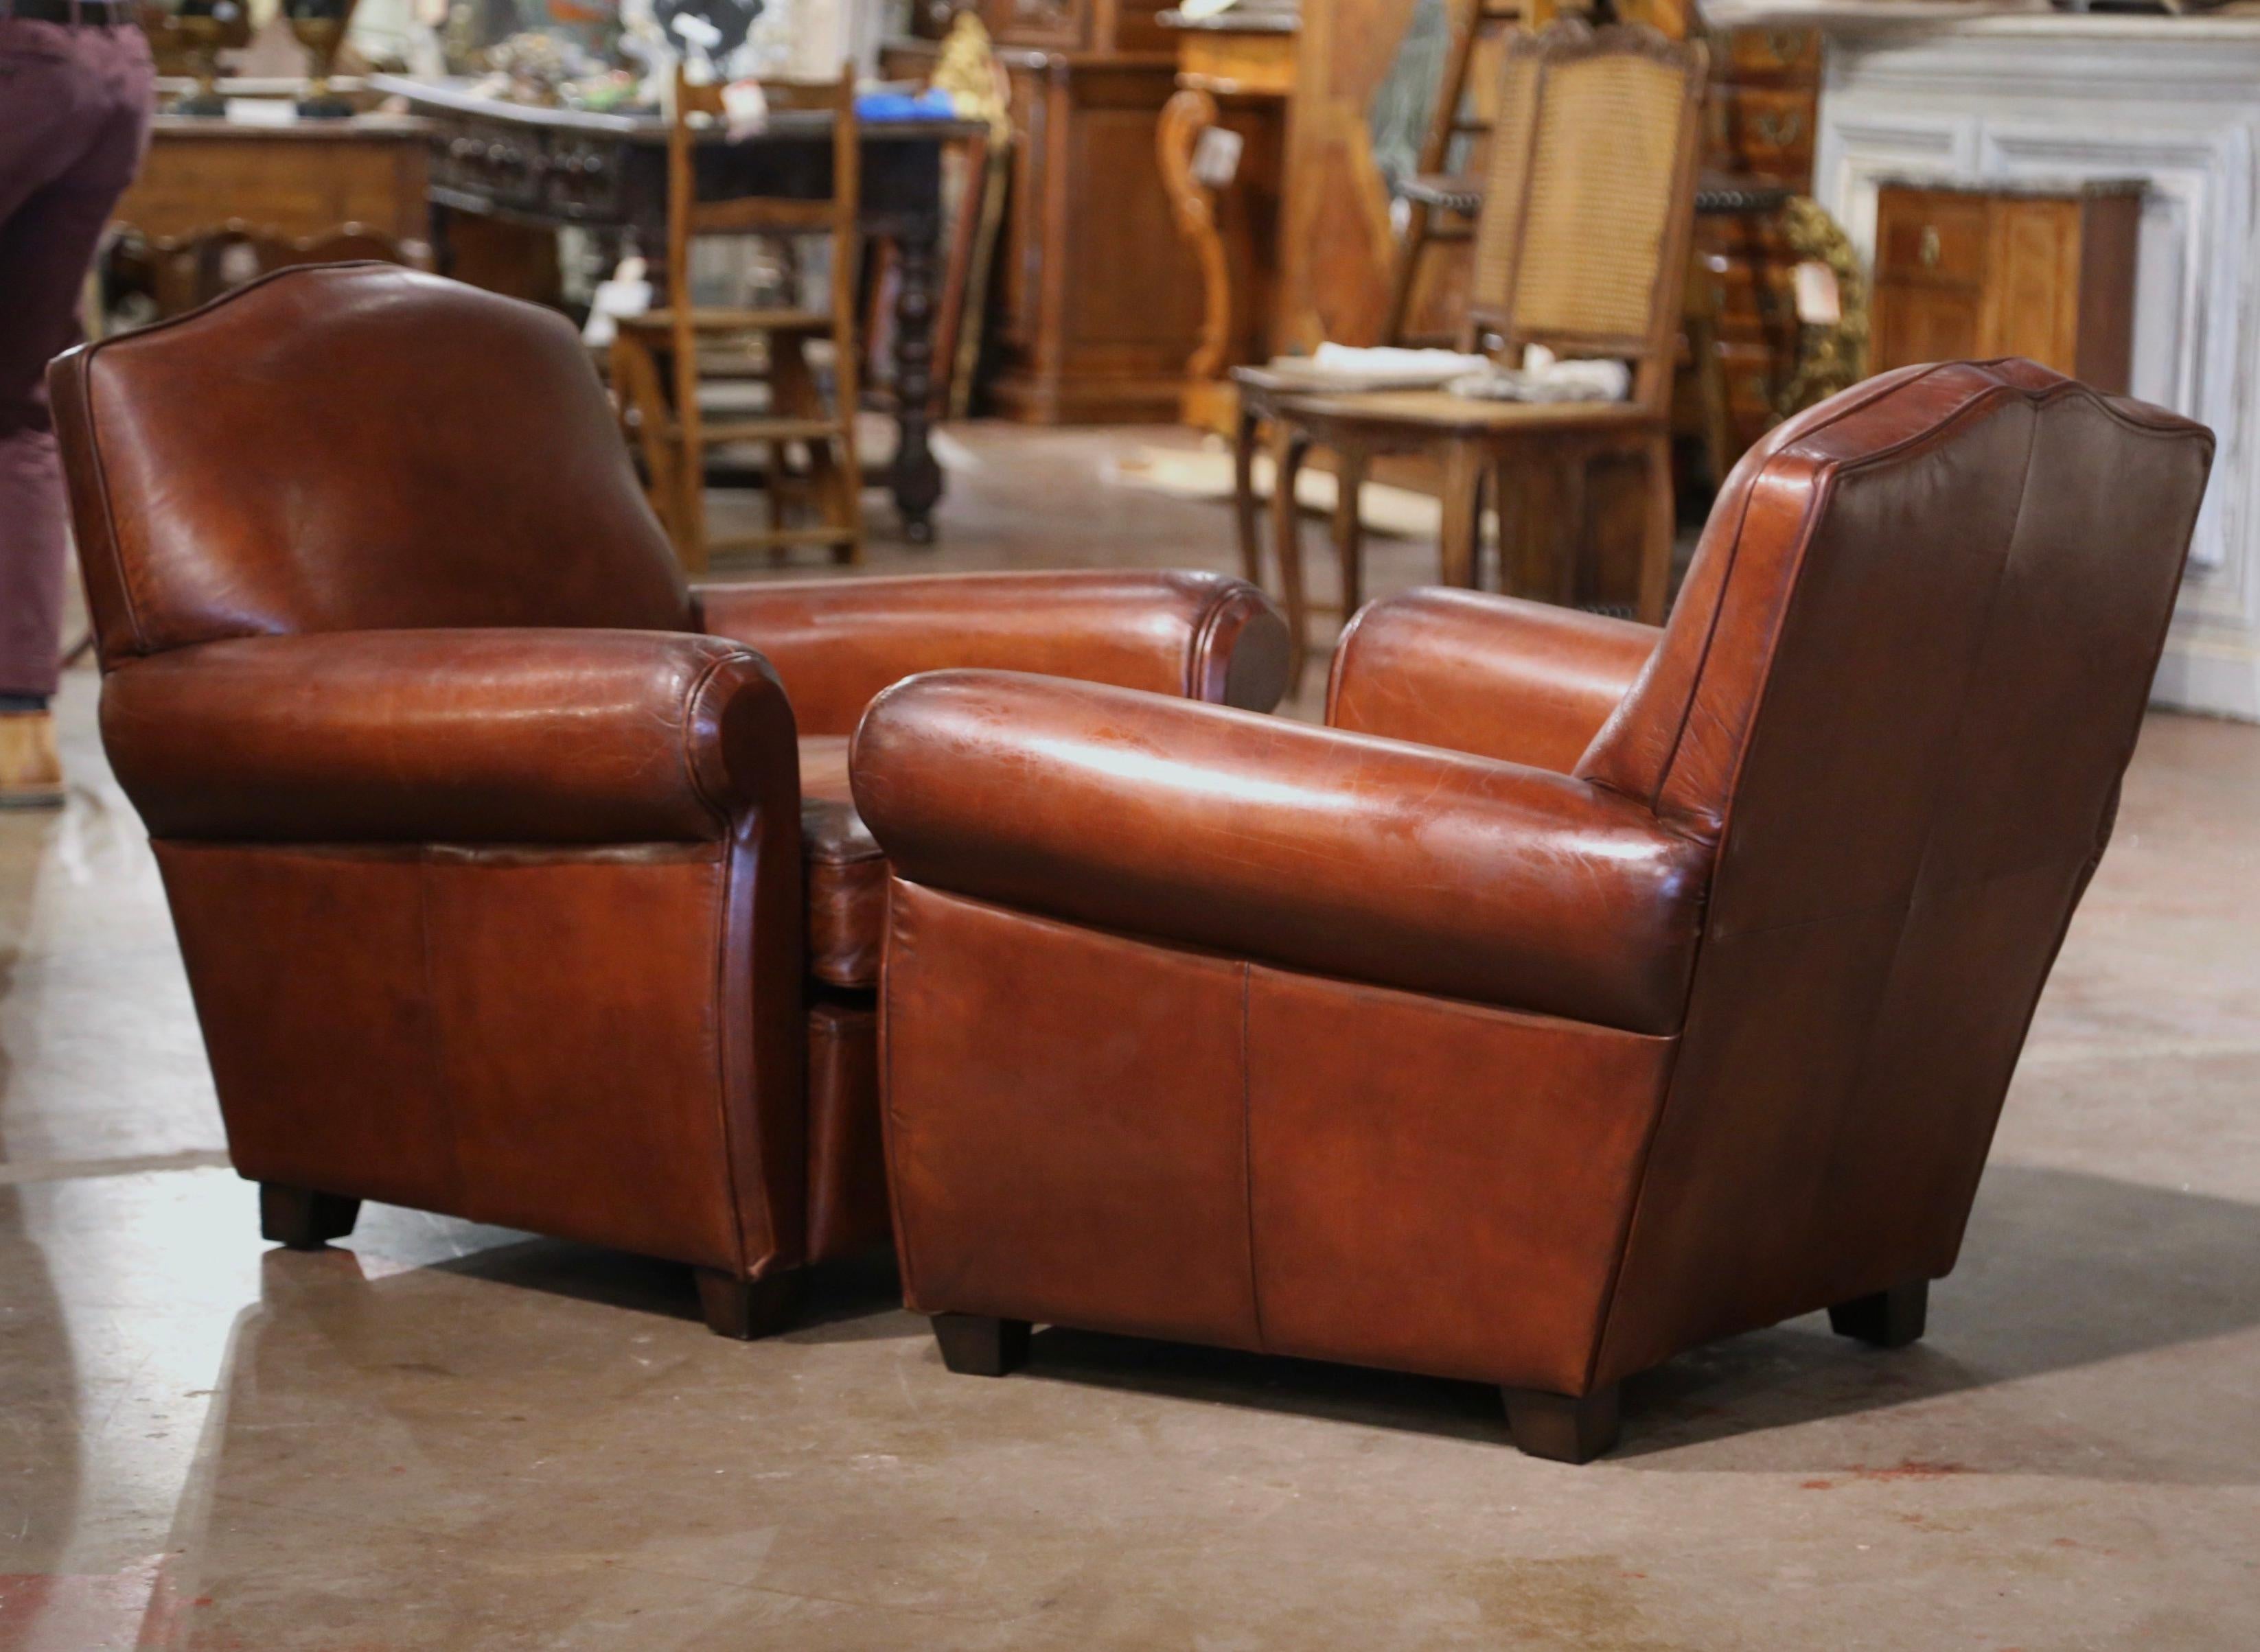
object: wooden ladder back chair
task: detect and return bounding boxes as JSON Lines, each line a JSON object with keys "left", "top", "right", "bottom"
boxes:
{"left": 613, "top": 67, "right": 862, "bottom": 574}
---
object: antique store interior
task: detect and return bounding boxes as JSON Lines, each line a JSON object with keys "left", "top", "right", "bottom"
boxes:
{"left": 4, "top": 0, "right": 2259, "bottom": 1644}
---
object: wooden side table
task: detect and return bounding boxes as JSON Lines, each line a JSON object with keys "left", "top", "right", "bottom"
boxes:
{"left": 1869, "top": 179, "right": 2141, "bottom": 393}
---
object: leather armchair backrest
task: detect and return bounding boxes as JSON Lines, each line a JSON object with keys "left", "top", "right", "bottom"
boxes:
{"left": 1578, "top": 360, "right": 2215, "bottom": 1379}
{"left": 49, "top": 264, "right": 693, "bottom": 668}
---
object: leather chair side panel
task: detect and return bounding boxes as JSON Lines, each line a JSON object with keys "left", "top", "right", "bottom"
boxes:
{"left": 882, "top": 882, "right": 1677, "bottom": 1393}
{"left": 884, "top": 882, "right": 1264, "bottom": 1351}
{"left": 157, "top": 841, "right": 757, "bottom": 1274}
{"left": 156, "top": 844, "right": 452, "bottom": 1214}
{"left": 806, "top": 1000, "right": 889, "bottom": 1263}
{"left": 1247, "top": 967, "right": 1672, "bottom": 1396}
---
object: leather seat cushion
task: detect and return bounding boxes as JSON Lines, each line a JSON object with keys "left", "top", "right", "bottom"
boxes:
{"left": 800, "top": 737, "right": 886, "bottom": 989}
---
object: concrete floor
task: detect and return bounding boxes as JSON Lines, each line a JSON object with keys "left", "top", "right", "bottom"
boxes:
{"left": 3, "top": 425, "right": 2259, "bottom": 1649}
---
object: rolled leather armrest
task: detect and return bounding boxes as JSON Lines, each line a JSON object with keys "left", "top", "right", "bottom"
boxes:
{"left": 691, "top": 569, "right": 1290, "bottom": 734}
{"left": 852, "top": 671, "right": 1709, "bottom": 1034}
{"left": 102, "top": 629, "right": 795, "bottom": 844}
{"left": 1326, "top": 589, "right": 1660, "bottom": 771}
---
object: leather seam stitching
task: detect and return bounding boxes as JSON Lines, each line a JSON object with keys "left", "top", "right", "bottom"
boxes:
{"left": 712, "top": 835, "right": 757, "bottom": 1275}
{"left": 1240, "top": 962, "right": 1265, "bottom": 1351}
{"left": 76, "top": 366, "right": 152, "bottom": 660}
{"left": 412, "top": 850, "right": 468, "bottom": 1221}
{"left": 1651, "top": 364, "right": 1981, "bottom": 798}
{"left": 880, "top": 879, "right": 924, "bottom": 1309}
{"left": 680, "top": 649, "right": 754, "bottom": 837}
{"left": 1188, "top": 582, "right": 1232, "bottom": 701}
{"left": 1788, "top": 404, "right": 2047, "bottom": 1292}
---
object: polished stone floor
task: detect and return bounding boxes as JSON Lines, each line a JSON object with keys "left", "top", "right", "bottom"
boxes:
{"left": 3, "top": 427, "right": 2258, "bottom": 1649}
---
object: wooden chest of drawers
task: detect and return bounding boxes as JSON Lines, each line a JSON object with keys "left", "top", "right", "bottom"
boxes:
{"left": 1694, "top": 25, "right": 1819, "bottom": 458}
{"left": 1869, "top": 181, "right": 2141, "bottom": 392}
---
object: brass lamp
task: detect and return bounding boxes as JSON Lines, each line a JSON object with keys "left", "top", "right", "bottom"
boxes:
{"left": 154, "top": 0, "right": 254, "bottom": 117}
{"left": 285, "top": 0, "right": 362, "bottom": 118}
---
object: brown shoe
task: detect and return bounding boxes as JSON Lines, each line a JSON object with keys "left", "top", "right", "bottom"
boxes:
{"left": 0, "top": 710, "right": 65, "bottom": 809}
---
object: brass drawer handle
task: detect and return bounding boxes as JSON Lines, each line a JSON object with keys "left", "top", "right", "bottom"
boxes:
{"left": 1919, "top": 225, "right": 1941, "bottom": 269}
{"left": 1753, "top": 109, "right": 1804, "bottom": 148}
{"left": 1765, "top": 31, "right": 1803, "bottom": 66}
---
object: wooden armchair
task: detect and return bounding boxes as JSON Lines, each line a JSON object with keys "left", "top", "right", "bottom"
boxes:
{"left": 612, "top": 69, "right": 862, "bottom": 574}
{"left": 1234, "top": 21, "right": 1707, "bottom": 680}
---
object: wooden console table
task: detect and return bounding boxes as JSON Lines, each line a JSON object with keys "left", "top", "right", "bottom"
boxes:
{"left": 113, "top": 113, "right": 431, "bottom": 244}
{"left": 1157, "top": 3, "right": 1298, "bottom": 433}
{"left": 370, "top": 75, "right": 983, "bottom": 542}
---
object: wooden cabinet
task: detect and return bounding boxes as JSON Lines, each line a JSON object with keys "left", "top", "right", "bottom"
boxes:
{"left": 890, "top": 0, "right": 1204, "bottom": 423}
{"left": 1870, "top": 182, "right": 2141, "bottom": 392}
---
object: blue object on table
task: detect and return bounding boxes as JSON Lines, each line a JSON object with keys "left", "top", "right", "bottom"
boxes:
{"left": 855, "top": 89, "right": 958, "bottom": 122}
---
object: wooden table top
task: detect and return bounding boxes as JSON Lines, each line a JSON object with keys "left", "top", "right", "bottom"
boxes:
{"left": 368, "top": 75, "right": 984, "bottom": 145}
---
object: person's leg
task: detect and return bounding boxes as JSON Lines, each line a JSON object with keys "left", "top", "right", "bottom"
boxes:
{"left": 0, "top": 20, "right": 151, "bottom": 706}
{"left": 0, "top": 21, "right": 150, "bottom": 804}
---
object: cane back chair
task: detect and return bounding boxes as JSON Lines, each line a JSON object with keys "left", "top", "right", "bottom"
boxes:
{"left": 1234, "top": 20, "right": 1707, "bottom": 682}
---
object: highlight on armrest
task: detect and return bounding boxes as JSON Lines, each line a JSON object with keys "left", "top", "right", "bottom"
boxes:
{"left": 1326, "top": 589, "right": 1660, "bottom": 772}
{"left": 853, "top": 670, "right": 1709, "bottom": 1034}
{"left": 690, "top": 568, "right": 1290, "bottom": 734}
{"left": 101, "top": 629, "right": 797, "bottom": 845}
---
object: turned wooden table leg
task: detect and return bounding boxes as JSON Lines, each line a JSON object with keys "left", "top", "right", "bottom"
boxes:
{"left": 695, "top": 1268, "right": 808, "bottom": 1340}
{"left": 1502, "top": 1384, "right": 1622, "bottom": 1464}
{"left": 1636, "top": 429, "right": 1676, "bottom": 624}
{"left": 1269, "top": 424, "right": 1313, "bottom": 688}
{"left": 888, "top": 213, "right": 945, "bottom": 545}
{"left": 1232, "top": 400, "right": 1264, "bottom": 587}
{"left": 1829, "top": 1278, "right": 1929, "bottom": 1348}
{"left": 1332, "top": 447, "right": 1368, "bottom": 621}
{"left": 260, "top": 1183, "right": 361, "bottom": 1250}
{"left": 1439, "top": 440, "right": 1485, "bottom": 590}
{"left": 931, "top": 1312, "right": 1031, "bottom": 1376}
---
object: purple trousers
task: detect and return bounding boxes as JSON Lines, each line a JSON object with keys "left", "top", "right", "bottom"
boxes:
{"left": 0, "top": 14, "right": 150, "bottom": 699}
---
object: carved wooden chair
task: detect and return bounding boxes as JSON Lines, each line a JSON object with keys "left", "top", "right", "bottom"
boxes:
{"left": 611, "top": 68, "right": 862, "bottom": 574}
{"left": 1234, "top": 21, "right": 1707, "bottom": 681}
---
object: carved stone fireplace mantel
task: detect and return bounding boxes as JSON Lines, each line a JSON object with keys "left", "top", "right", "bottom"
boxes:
{"left": 1801, "top": 10, "right": 2260, "bottom": 719}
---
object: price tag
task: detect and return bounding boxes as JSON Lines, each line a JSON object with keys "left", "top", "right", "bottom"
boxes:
{"left": 722, "top": 80, "right": 768, "bottom": 139}
{"left": 1191, "top": 126, "right": 1243, "bottom": 189}
{"left": 1792, "top": 259, "right": 1841, "bottom": 326}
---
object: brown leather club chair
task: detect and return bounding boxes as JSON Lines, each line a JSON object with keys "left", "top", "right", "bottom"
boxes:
{"left": 47, "top": 264, "right": 1288, "bottom": 1338}
{"left": 851, "top": 360, "right": 2213, "bottom": 1461}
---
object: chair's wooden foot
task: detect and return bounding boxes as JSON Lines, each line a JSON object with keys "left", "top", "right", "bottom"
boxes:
{"left": 259, "top": 1183, "right": 360, "bottom": 1250}
{"left": 695, "top": 1268, "right": 807, "bottom": 1340}
{"left": 931, "top": 1312, "right": 1030, "bottom": 1377}
{"left": 1502, "top": 1384, "right": 1621, "bottom": 1463}
{"left": 1828, "top": 1278, "right": 1928, "bottom": 1348}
